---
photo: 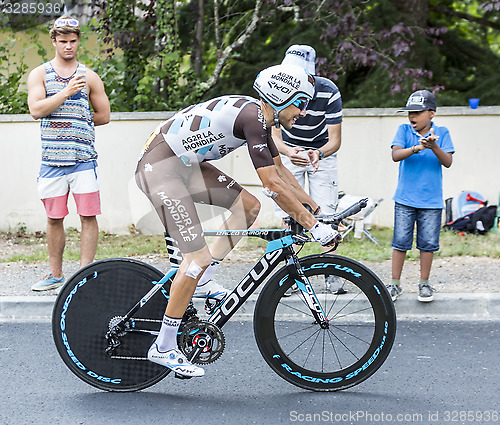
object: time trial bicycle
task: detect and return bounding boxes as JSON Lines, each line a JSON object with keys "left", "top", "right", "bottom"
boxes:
{"left": 52, "top": 198, "right": 396, "bottom": 392}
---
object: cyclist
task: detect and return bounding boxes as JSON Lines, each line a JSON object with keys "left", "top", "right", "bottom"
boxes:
{"left": 135, "top": 64, "right": 341, "bottom": 377}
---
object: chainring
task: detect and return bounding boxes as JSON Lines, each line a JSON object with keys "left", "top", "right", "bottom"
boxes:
{"left": 178, "top": 320, "right": 225, "bottom": 365}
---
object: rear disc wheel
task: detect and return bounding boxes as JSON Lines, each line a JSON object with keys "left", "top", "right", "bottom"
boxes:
{"left": 52, "top": 258, "right": 171, "bottom": 392}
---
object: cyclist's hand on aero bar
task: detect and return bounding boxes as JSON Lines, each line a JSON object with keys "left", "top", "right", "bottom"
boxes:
{"left": 310, "top": 222, "right": 342, "bottom": 246}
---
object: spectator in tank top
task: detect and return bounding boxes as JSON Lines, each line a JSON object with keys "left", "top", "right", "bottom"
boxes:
{"left": 27, "top": 16, "right": 110, "bottom": 292}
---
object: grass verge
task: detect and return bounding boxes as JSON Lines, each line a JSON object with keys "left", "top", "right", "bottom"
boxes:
{"left": 1, "top": 226, "right": 499, "bottom": 263}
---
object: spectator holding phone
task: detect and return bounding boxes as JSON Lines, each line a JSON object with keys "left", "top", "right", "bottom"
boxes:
{"left": 27, "top": 16, "right": 110, "bottom": 291}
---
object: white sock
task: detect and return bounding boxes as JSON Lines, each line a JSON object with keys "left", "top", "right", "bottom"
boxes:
{"left": 155, "top": 315, "right": 181, "bottom": 352}
{"left": 197, "top": 259, "right": 221, "bottom": 287}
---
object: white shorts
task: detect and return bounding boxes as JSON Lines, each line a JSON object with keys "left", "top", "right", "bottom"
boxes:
{"left": 274, "top": 153, "right": 339, "bottom": 218}
{"left": 37, "top": 161, "right": 101, "bottom": 219}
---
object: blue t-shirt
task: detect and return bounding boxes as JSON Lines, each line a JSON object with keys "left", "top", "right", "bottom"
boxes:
{"left": 392, "top": 122, "right": 454, "bottom": 209}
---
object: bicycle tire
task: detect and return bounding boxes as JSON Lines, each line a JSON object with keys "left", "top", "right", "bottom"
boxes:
{"left": 254, "top": 254, "right": 396, "bottom": 392}
{"left": 52, "top": 258, "right": 171, "bottom": 392}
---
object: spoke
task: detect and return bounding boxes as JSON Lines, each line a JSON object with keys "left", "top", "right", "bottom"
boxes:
{"left": 277, "top": 299, "right": 315, "bottom": 318}
{"left": 326, "top": 293, "right": 341, "bottom": 318}
{"left": 330, "top": 290, "right": 367, "bottom": 320}
{"left": 333, "top": 322, "right": 374, "bottom": 327}
{"left": 321, "top": 328, "right": 326, "bottom": 372}
{"left": 326, "top": 327, "right": 342, "bottom": 369}
{"left": 334, "top": 306, "right": 375, "bottom": 320}
{"left": 303, "top": 326, "right": 323, "bottom": 369}
{"left": 326, "top": 327, "right": 361, "bottom": 361}
{"left": 330, "top": 323, "right": 373, "bottom": 346}
{"left": 275, "top": 321, "right": 319, "bottom": 341}
{"left": 284, "top": 327, "right": 322, "bottom": 358}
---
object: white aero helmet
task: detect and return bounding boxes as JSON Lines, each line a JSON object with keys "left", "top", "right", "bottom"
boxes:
{"left": 253, "top": 64, "right": 315, "bottom": 127}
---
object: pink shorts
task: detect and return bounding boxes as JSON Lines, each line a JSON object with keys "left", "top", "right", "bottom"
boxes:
{"left": 38, "top": 161, "right": 101, "bottom": 219}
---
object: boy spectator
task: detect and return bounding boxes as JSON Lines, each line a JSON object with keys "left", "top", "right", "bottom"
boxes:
{"left": 387, "top": 90, "right": 454, "bottom": 302}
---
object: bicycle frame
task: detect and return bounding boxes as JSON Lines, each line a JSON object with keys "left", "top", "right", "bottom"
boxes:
{"left": 107, "top": 199, "right": 369, "bottom": 355}
{"left": 107, "top": 229, "right": 328, "bottom": 353}
{"left": 54, "top": 197, "right": 396, "bottom": 392}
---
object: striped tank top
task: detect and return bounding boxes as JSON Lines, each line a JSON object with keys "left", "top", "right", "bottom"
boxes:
{"left": 40, "top": 62, "right": 96, "bottom": 166}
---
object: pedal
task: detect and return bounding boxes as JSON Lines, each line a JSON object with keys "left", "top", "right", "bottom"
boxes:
{"left": 174, "top": 373, "right": 192, "bottom": 380}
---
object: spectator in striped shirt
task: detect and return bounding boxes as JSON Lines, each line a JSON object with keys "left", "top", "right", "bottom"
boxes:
{"left": 272, "top": 45, "right": 345, "bottom": 294}
{"left": 27, "top": 16, "right": 110, "bottom": 292}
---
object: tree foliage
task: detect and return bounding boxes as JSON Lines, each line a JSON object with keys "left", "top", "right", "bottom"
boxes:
{"left": 91, "top": 0, "right": 500, "bottom": 108}
{"left": 1, "top": 0, "right": 499, "bottom": 112}
{"left": 0, "top": 31, "right": 47, "bottom": 114}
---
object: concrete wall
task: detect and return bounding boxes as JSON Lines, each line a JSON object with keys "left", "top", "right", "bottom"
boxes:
{"left": 1, "top": 107, "right": 499, "bottom": 234}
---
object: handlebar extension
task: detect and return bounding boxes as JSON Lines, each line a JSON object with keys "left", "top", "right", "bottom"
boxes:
{"left": 318, "top": 198, "right": 368, "bottom": 224}
{"left": 284, "top": 198, "right": 369, "bottom": 231}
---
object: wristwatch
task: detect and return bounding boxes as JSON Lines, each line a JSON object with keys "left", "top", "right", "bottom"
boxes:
{"left": 316, "top": 149, "right": 324, "bottom": 160}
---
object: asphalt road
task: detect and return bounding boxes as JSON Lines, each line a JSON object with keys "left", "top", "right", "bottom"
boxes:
{"left": 1, "top": 321, "right": 499, "bottom": 425}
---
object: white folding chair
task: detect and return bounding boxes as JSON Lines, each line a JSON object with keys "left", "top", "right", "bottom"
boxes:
{"left": 339, "top": 195, "right": 383, "bottom": 246}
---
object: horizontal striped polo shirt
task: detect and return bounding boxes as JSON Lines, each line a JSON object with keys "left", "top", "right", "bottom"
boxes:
{"left": 281, "top": 76, "right": 342, "bottom": 149}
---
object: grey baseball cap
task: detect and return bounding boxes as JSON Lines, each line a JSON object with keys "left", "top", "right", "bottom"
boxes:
{"left": 281, "top": 45, "right": 316, "bottom": 75}
{"left": 397, "top": 90, "right": 437, "bottom": 112}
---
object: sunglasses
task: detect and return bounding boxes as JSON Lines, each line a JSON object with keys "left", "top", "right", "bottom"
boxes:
{"left": 54, "top": 19, "right": 80, "bottom": 27}
{"left": 291, "top": 98, "right": 309, "bottom": 111}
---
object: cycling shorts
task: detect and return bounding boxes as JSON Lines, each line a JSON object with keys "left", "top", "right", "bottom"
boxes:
{"left": 135, "top": 135, "right": 243, "bottom": 253}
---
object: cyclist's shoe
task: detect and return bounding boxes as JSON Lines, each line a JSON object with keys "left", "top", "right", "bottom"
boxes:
{"left": 418, "top": 283, "right": 435, "bottom": 303}
{"left": 386, "top": 284, "right": 402, "bottom": 302}
{"left": 325, "top": 275, "right": 347, "bottom": 295}
{"left": 31, "top": 274, "right": 65, "bottom": 292}
{"left": 333, "top": 287, "right": 348, "bottom": 295}
{"left": 147, "top": 344, "right": 204, "bottom": 377}
{"left": 193, "top": 280, "right": 228, "bottom": 301}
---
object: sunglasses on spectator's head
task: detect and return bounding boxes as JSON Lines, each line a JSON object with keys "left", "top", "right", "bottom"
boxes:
{"left": 291, "top": 98, "right": 309, "bottom": 111}
{"left": 54, "top": 19, "right": 80, "bottom": 27}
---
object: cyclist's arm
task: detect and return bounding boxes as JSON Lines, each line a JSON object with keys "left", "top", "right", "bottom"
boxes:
{"left": 253, "top": 146, "right": 338, "bottom": 245}
{"left": 238, "top": 106, "right": 316, "bottom": 229}
{"left": 271, "top": 126, "right": 293, "bottom": 156}
{"left": 256, "top": 164, "right": 318, "bottom": 230}
{"left": 273, "top": 154, "right": 319, "bottom": 212}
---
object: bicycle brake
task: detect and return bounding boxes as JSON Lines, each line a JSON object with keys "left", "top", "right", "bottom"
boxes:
{"left": 293, "top": 234, "right": 310, "bottom": 244}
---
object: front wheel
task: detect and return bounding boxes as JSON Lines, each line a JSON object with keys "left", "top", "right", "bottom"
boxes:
{"left": 254, "top": 254, "right": 396, "bottom": 392}
{"left": 52, "top": 258, "right": 170, "bottom": 392}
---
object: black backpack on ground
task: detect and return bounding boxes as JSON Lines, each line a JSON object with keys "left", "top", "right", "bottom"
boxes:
{"left": 443, "top": 205, "right": 497, "bottom": 235}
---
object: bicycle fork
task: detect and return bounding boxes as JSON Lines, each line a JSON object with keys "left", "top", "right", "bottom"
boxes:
{"left": 285, "top": 251, "right": 330, "bottom": 329}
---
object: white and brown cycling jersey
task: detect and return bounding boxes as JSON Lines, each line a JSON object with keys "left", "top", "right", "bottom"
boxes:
{"left": 135, "top": 95, "right": 279, "bottom": 252}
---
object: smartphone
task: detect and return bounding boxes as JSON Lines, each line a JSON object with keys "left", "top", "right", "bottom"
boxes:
{"left": 71, "top": 73, "right": 86, "bottom": 100}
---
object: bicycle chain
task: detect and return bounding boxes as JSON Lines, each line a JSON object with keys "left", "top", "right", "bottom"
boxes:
{"left": 178, "top": 320, "right": 225, "bottom": 365}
